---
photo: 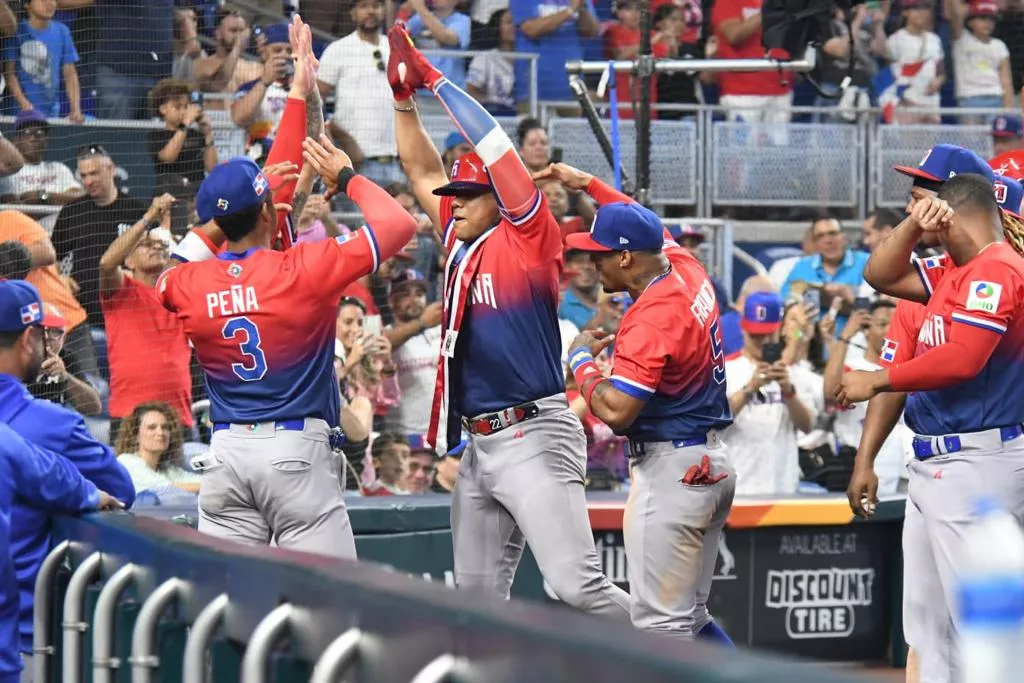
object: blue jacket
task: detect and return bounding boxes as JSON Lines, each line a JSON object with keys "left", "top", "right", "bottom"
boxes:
{"left": 0, "top": 375, "right": 135, "bottom": 653}
{"left": 0, "top": 423, "right": 101, "bottom": 683}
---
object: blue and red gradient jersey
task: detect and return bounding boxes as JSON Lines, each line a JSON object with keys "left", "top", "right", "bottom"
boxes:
{"left": 877, "top": 299, "right": 927, "bottom": 367}
{"left": 900, "top": 242, "right": 1024, "bottom": 435}
{"left": 158, "top": 228, "right": 383, "bottom": 427}
{"left": 439, "top": 191, "right": 565, "bottom": 418}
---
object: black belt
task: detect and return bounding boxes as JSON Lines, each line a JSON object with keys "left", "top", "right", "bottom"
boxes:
{"left": 462, "top": 401, "right": 540, "bottom": 436}
{"left": 628, "top": 435, "right": 709, "bottom": 458}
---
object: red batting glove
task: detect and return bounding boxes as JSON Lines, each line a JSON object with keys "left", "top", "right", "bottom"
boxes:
{"left": 681, "top": 455, "right": 729, "bottom": 486}
{"left": 387, "top": 23, "right": 443, "bottom": 97}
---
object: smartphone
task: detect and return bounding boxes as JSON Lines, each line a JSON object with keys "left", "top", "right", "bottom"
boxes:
{"left": 802, "top": 286, "right": 822, "bottom": 322}
{"left": 190, "top": 91, "right": 203, "bottom": 106}
{"left": 363, "top": 314, "right": 383, "bottom": 339}
{"left": 852, "top": 296, "right": 872, "bottom": 312}
{"left": 551, "top": 147, "right": 564, "bottom": 164}
{"left": 762, "top": 341, "right": 784, "bottom": 364}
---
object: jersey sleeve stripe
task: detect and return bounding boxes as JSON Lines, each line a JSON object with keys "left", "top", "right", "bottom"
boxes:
{"left": 172, "top": 229, "right": 218, "bottom": 264}
{"left": 951, "top": 312, "right": 1007, "bottom": 334}
{"left": 360, "top": 225, "right": 381, "bottom": 273}
{"left": 610, "top": 374, "right": 656, "bottom": 397}
{"left": 474, "top": 126, "right": 515, "bottom": 166}
{"left": 912, "top": 257, "right": 934, "bottom": 296}
{"left": 442, "top": 218, "right": 456, "bottom": 248}
{"left": 500, "top": 190, "right": 543, "bottom": 227}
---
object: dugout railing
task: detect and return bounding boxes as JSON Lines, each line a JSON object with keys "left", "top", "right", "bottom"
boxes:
{"left": 34, "top": 509, "right": 886, "bottom": 683}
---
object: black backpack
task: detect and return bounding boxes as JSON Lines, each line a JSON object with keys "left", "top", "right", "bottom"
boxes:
{"left": 761, "top": 0, "right": 867, "bottom": 98}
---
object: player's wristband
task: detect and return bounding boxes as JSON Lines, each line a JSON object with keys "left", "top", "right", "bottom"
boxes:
{"left": 569, "top": 348, "right": 603, "bottom": 402}
{"left": 336, "top": 167, "right": 357, "bottom": 196}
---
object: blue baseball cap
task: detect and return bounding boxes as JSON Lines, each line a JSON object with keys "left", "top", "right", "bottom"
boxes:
{"left": 668, "top": 223, "right": 704, "bottom": 242}
{"left": 994, "top": 174, "right": 1024, "bottom": 218}
{"left": 195, "top": 157, "right": 271, "bottom": 223}
{"left": 564, "top": 202, "right": 664, "bottom": 252}
{"left": 391, "top": 268, "right": 428, "bottom": 292}
{"left": 260, "top": 23, "right": 290, "bottom": 45}
{"left": 741, "top": 291, "right": 783, "bottom": 335}
{"left": 993, "top": 115, "right": 1023, "bottom": 138}
{"left": 895, "top": 144, "right": 995, "bottom": 184}
{"left": 0, "top": 280, "right": 44, "bottom": 333}
{"left": 444, "top": 131, "right": 468, "bottom": 151}
{"left": 14, "top": 109, "right": 47, "bottom": 130}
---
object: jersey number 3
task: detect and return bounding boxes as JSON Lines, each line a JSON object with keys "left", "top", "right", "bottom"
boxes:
{"left": 710, "top": 317, "right": 726, "bottom": 385}
{"left": 222, "top": 317, "right": 268, "bottom": 382}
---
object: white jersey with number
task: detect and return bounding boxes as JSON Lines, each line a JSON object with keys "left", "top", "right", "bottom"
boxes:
{"left": 833, "top": 354, "right": 910, "bottom": 494}
{"left": 723, "top": 355, "right": 822, "bottom": 496}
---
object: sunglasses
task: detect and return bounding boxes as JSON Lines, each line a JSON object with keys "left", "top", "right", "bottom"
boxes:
{"left": 372, "top": 49, "right": 385, "bottom": 72}
{"left": 76, "top": 144, "right": 109, "bottom": 159}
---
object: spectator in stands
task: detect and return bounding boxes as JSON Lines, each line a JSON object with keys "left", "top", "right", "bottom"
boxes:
{"left": 295, "top": 193, "right": 341, "bottom": 242}
{"left": 0, "top": 2, "right": 15, "bottom": 38}
{"left": 947, "top": 0, "right": 1013, "bottom": 123}
{"left": 0, "top": 128, "right": 24, "bottom": 178}
{"left": 231, "top": 23, "right": 293, "bottom": 160}
{"left": 439, "top": 132, "right": 473, "bottom": 177}
{"left": 992, "top": 0, "right": 1024, "bottom": 95}
{"left": 335, "top": 296, "right": 399, "bottom": 418}
{"left": 767, "top": 226, "right": 816, "bottom": 291}
{"left": 364, "top": 432, "right": 410, "bottom": 496}
{"left": 26, "top": 303, "right": 102, "bottom": 415}
{"left": 881, "top": 0, "right": 944, "bottom": 125}
{"left": 539, "top": 177, "right": 584, "bottom": 240}
{"left": 387, "top": 183, "right": 443, "bottom": 297}
{"left": 518, "top": 119, "right": 596, "bottom": 223}
{"left": 114, "top": 401, "right": 199, "bottom": 492}
{"left": 723, "top": 292, "right": 819, "bottom": 495}
{"left": 510, "top": 0, "right": 601, "bottom": 105}
{"left": 651, "top": 1, "right": 706, "bottom": 118}
{"left": 3, "top": 0, "right": 83, "bottom": 121}
{"left": 318, "top": 0, "right": 404, "bottom": 188}
{"left": 815, "top": 4, "right": 886, "bottom": 123}
{"left": 401, "top": 0, "right": 472, "bottom": 90}
{"left": 822, "top": 298, "right": 908, "bottom": 494}
{"left": 0, "top": 215, "right": 100, "bottom": 394}
{"left": 466, "top": 8, "right": 517, "bottom": 116}
{"left": 720, "top": 274, "right": 775, "bottom": 355}
{"left": 384, "top": 269, "right": 442, "bottom": 435}
{"left": 172, "top": 6, "right": 206, "bottom": 81}
{"left": 93, "top": 0, "right": 174, "bottom": 119}
{"left": 52, "top": 146, "right": 146, "bottom": 331}
{"left": 149, "top": 79, "right": 217, "bottom": 231}
{"left": 431, "top": 448, "right": 459, "bottom": 492}
{"left": 558, "top": 249, "right": 599, "bottom": 329}
{"left": 0, "top": 110, "right": 82, "bottom": 232}
{"left": 194, "top": 9, "right": 260, "bottom": 103}
{"left": 403, "top": 435, "right": 437, "bottom": 494}
{"left": 98, "top": 195, "right": 193, "bottom": 445}
{"left": 568, "top": 348, "right": 628, "bottom": 488}
{"left": 781, "top": 216, "right": 868, "bottom": 331}
{"left": 0, "top": 241, "right": 30, "bottom": 280}
{"left": 604, "top": 0, "right": 671, "bottom": 119}
{"left": 589, "top": 289, "right": 624, "bottom": 335}
{"left": 711, "top": 0, "right": 793, "bottom": 124}
{"left": 992, "top": 114, "right": 1024, "bottom": 155}
{"left": 860, "top": 208, "right": 903, "bottom": 254}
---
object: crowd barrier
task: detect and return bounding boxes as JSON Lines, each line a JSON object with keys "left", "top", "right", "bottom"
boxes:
{"left": 0, "top": 105, "right": 1002, "bottom": 222}
{"left": 40, "top": 493, "right": 905, "bottom": 682}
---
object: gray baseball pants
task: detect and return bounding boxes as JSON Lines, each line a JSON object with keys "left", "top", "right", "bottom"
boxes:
{"left": 194, "top": 418, "right": 356, "bottom": 560}
{"left": 902, "top": 436, "right": 1024, "bottom": 683}
{"left": 624, "top": 436, "right": 735, "bottom": 639}
{"left": 451, "top": 394, "right": 630, "bottom": 620}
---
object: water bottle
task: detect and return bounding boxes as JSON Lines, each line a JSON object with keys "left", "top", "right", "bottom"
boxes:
{"left": 956, "top": 497, "right": 1024, "bottom": 683}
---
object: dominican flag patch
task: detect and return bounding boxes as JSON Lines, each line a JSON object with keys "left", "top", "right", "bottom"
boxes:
{"left": 19, "top": 302, "right": 40, "bottom": 325}
{"left": 880, "top": 338, "right": 898, "bottom": 363}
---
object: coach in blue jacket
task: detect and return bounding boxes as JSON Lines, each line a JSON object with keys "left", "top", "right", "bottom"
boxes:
{"left": 0, "top": 280, "right": 136, "bottom": 667}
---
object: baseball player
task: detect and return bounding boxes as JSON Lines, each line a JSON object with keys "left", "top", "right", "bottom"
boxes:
{"left": 837, "top": 173, "right": 1024, "bottom": 683}
{"left": 386, "top": 25, "right": 629, "bottom": 617}
{"left": 989, "top": 149, "right": 1024, "bottom": 181}
{"left": 540, "top": 162, "right": 734, "bottom": 642}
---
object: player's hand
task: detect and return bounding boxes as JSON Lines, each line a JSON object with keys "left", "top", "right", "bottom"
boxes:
{"left": 841, "top": 309, "right": 871, "bottom": 339}
{"left": 40, "top": 355, "right": 68, "bottom": 381}
{"left": 288, "top": 14, "right": 319, "bottom": 96}
{"left": 766, "top": 361, "right": 793, "bottom": 395}
{"left": 681, "top": 455, "right": 728, "bottom": 486}
{"left": 911, "top": 195, "right": 953, "bottom": 233}
{"left": 421, "top": 301, "right": 443, "bottom": 328}
{"left": 145, "top": 193, "right": 176, "bottom": 223}
{"left": 531, "top": 162, "right": 594, "bottom": 191}
{"left": 262, "top": 160, "right": 301, "bottom": 190}
{"left": 97, "top": 491, "right": 125, "bottom": 511}
{"left": 303, "top": 134, "right": 353, "bottom": 191}
{"left": 846, "top": 460, "right": 879, "bottom": 520}
{"left": 569, "top": 328, "right": 615, "bottom": 359}
{"left": 835, "top": 369, "right": 886, "bottom": 406}
{"left": 387, "top": 23, "right": 443, "bottom": 95}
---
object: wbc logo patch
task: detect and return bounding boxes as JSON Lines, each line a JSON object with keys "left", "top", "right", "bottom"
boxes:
{"left": 19, "top": 302, "right": 40, "bottom": 325}
{"left": 965, "top": 281, "right": 1002, "bottom": 313}
{"left": 880, "top": 338, "right": 898, "bottom": 363}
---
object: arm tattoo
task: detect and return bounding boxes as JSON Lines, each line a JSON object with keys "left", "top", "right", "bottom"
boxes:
{"left": 291, "top": 189, "right": 310, "bottom": 222}
{"left": 290, "top": 90, "right": 325, "bottom": 221}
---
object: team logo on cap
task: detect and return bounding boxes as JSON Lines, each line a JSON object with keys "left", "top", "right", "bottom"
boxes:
{"left": 217, "top": 198, "right": 229, "bottom": 211}
{"left": 997, "top": 117, "right": 1008, "bottom": 131}
{"left": 451, "top": 159, "right": 461, "bottom": 176}
{"left": 619, "top": 236, "right": 629, "bottom": 245}
{"left": 919, "top": 149, "right": 932, "bottom": 168}
{"left": 253, "top": 172, "right": 268, "bottom": 197}
{"left": 995, "top": 182, "right": 1008, "bottom": 203}
{"left": 19, "top": 302, "right": 40, "bottom": 325}
{"left": 754, "top": 304, "right": 768, "bottom": 321}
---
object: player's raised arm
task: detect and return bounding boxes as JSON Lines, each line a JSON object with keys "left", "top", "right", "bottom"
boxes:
{"left": 862, "top": 210, "right": 939, "bottom": 303}
{"left": 388, "top": 24, "right": 540, "bottom": 226}
{"left": 533, "top": 162, "right": 634, "bottom": 206}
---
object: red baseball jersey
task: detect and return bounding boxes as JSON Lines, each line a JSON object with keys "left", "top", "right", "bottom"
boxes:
{"left": 877, "top": 299, "right": 928, "bottom": 367}
{"left": 902, "top": 242, "right": 1024, "bottom": 434}
{"left": 157, "top": 228, "right": 383, "bottom": 427}
{"left": 608, "top": 235, "right": 733, "bottom": 441}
